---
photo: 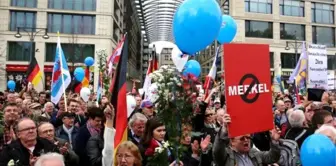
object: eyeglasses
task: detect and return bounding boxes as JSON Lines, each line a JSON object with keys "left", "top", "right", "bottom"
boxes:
{"left": 18, "top": 126, "right": 37, "bottom": 132}
{"left": 205, "top": 113, "right": 214, "bottom": 117}
{"left": 239, "top": 136, "right": 251, "bottom": 141}
{"left": 116, "top": 153, "right": 134, "bottom": 160}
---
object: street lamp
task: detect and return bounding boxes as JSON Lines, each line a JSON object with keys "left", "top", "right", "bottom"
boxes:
{"left": 14, "top": 27, "right": 49, "bottom": 62}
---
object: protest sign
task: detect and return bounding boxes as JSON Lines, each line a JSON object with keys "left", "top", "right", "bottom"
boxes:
{"left": 328, "top": 70, "right": 335, "bottom": 90}
{"left": 308, "top": 44, "right": 328, "bottom": 89}
{"left": 224, "top": 44, "right": 274, "bottom": 137}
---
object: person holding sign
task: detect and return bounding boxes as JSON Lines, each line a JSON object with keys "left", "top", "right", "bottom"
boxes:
{"left": 212, "top": 114, "right": 281, "bottom": 166}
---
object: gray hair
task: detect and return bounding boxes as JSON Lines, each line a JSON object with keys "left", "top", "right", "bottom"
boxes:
{"left": 128, "top": 113, "right": 147, "bottom": 128}
{"left": 315, "top": 124, "right": 336, "bottom": 135}
{"left": 288, "top": 110, "right": 305, "bottom": 128}
{"left": 44, "top": 102, "right": 54, "bottom": 109}
{"left": 34, "top": 152, "right": 65, "bottom": 166}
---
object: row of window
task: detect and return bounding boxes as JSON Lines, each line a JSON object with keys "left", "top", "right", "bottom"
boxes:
{"left": 245, "top": 0, "right": 334, "bottom": 24}
{"left": 11, "top": 0, "right": 96, "bottom": 11}
{"left": 280, "top": 53, "right": 336, "bottom": 70}
{"left": 245, "top": 20, "right": 335, "bottom": 47}
{"left": 10, "top": 11, "right": 96, "bottom": 35}
{"left": 7, "top": 42, "right": 95, "bottom": 62}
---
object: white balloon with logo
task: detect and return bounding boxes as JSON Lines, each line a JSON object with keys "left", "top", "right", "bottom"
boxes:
{"left": 80, "top": 87, "right": 91, "bottom": 102}
{"left": 148, "top": 83, "right": 159, "bottom": 103}
{"left": 171, "top": 45, "right": 189, "bottom": 72}
{"left": 127, "top": 95, "right": 137, "bottom": 118}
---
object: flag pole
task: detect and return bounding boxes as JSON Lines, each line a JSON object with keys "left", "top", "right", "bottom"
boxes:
{"left": 57, "top": 31, "right": 68, "bottom": 112}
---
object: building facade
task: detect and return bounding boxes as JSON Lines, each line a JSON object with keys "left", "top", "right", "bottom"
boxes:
{"left": 159, "top": 47, "right": 174, "bottom": 66}
{"left": 0, "top": 0, "right": 143, "bottom": 92}
{"left": 197, "top": 0, "right": 336, "bottom": 86}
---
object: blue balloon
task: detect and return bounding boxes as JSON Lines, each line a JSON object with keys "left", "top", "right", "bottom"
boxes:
{"left": 173, "top": 0, "right": 222, "bottom": 55}
{"left": 7, "top": 80, "right": 16, "bottom": 91}
{"left": 84, "top": 57, "right": 94, "bottom": 66}
{"left": 74, "top": 67, "right": 85, "bottom": 82}
{"left": 183, "top": 60, "right": 201, "bottom": 78}
{"left": 301, "top": 134, "right": 336, "bottom": 166}
{"left": 217, "top": 15, "right": 237, "bottom": 44}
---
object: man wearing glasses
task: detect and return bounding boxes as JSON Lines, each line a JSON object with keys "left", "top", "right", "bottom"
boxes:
{"left": 0, "top": 118, "right": 58, "bottom": 166}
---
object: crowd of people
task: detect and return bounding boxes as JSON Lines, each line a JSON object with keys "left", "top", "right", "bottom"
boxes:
{"left": 0, "top": 85, "right": 335, "bottom": 166}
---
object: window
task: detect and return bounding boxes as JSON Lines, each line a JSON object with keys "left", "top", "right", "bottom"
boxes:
{"left": 48, "top": 0, "right": 96, "bottom": 11}
{"left": 47, "top": 13, "right": 96, "bottom": 34}
{"left": 328, "top": 55, "right": 336, "bottom": 70}
{"left": 245, "top": 0, "right": 272, "bottom": 14}
{"left": 280, "top": 0, "right": 304, "bottom": 17}
{"left": 280, "top": 23, "right": 305, "bottom": 40}
{"left": 45, "top": 43, "right": 95, "bottom": 62}
{"left": 270, "top": 52, "right": 274, "bottom": 68}
{"left": 10, "top": 11, "right": 36, "bottom": 31}
{"left": 8, "top": 42, "right": 35, "bottom": 61}
{"left": 312, "top": 26, "right": 335, "bottom": 47}
{"left": 312, "top": 2, "right": 334, "bottom": 24}
{"left": 245, "top": 20, "right": 273, "bottom": 38}
{"left": 11, "top": 0, "right": 37, "bottom": 7}
{"left": 281, "top": 53, "right": 300, "bottom": 69}
{"left": 164, "top": 55, "right": 170, "bottom": 61}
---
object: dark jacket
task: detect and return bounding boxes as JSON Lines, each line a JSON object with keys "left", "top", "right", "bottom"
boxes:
{"left": 55, "top": 125, "right": 79, "bottom": 149}
{"left": 284, "top": 127, "right": 314, "bottom": 149}
{"left": 180, "top": 145, "right": 200, "bottom": 166}
{"left": 128, "top": 129, "right": 141, "bottom": 146}
{"left": 54, "top": 137, "right": 79, "bottom": 166}
{"left": 212, "top": 128, "right": 281, "bottom": 166}
{"left": 0, "top": 138, "right": 58, "bottom": 166}
{"left": 74, "top": 125, "right": 92, "bottom": 166}
{"left": 193, "top": 102, "right": 208, "bottom": 132}
{"left": 86, "top": 135, "right": 104, "bottom": 166}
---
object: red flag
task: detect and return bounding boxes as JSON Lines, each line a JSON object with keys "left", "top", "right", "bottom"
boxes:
{"left": 152, "top": 51, "right": 158, "bottom": 72}
{"left": 111, "top": 35, "right": 128, "bottom": 150}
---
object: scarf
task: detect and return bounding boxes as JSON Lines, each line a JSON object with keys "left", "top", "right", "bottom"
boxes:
{"left": 87, "top": 121, "right": 101, "bottom": 136}
{"left": 62, "top": 125, "right": 74, "bottom": 148}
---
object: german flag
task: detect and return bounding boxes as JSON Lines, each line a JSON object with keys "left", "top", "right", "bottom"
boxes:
{"left": 111, "top": 35, "right": 128, "bottom": 150}
{"left": 74, "top": 66, "right": 90, "bottom": 93}
{"left": 27, "top": 56, "right": 43, "bottom": 87}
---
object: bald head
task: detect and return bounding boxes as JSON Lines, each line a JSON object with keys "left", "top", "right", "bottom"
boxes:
{"left": 315, "top": 124, "right": 336, "bottom": 144}
{"left": 288, "top": 110, "right": 305, "bottom": 127}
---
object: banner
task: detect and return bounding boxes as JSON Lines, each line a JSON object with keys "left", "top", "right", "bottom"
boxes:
{"left": 308, "top": 44, "right": 328, "bottom": 89}
{"left": 224, "top": 44, "right": 273, "bottom": 137}
{"left": 328, "top": 70, "right": 335, "bottom": 90}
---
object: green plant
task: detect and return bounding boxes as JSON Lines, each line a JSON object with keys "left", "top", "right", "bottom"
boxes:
{"left": 96, "top": 49, "right": 111, "bottom": 98}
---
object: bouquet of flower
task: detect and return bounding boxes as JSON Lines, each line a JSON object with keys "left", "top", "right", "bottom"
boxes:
{"left": 145, "top": 139, "right": 171, "bottom": 166}
{"left": 149, "top": 65, "right": 199, "bottom": 164}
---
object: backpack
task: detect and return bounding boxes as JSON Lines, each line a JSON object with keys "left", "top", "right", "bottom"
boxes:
{"left": 277, "top": 139, "right": 301, "bottom": 166}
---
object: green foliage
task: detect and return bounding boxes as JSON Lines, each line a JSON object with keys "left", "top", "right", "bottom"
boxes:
{"left": 96, "top": 49, "right": 111, "bottom": 97}
{"left": 149, "top": 65, "right": 198, "bottom": 165}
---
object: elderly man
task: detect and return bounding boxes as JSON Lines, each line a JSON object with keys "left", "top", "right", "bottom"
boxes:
{"left": 42, "top": 102, "right": 55, "bottom": 120}
{"left": 6, "top": 93, "right": 16, "bottom": 104}
{"left": 34, "top": 153, "right": 65, "bottom": 166}
{"left": 284, "top": 110, "right": 314, "bottom": 148}
{"left": 0, "top": 118, "right": 58, "bottom": 166}
{"left": 216, "top": 108, "right": 225, "bottom": 127}
{"left": 212, "top": 114, "right": 281, "bottom": 166}
{"left": 315, "top": 124, "right": 336, "bottom": 144}
{"left": 128, "top": 113, "right": 147, "bottom": 146}
{"left": 140, "top": 100, "right": 155, "bottom": 119}
{"left": 37, "top": 122, "right": 79, "bottom": 166}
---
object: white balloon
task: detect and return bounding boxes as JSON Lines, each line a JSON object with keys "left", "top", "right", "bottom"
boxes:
{"left": 80, "top": 87, "right": 91, "bottom": 102}
{"left": 171, "top": 45, "right": 189, "bottom": 72}
{"left": 127, "top": 95, "right": 137, "bottom": 118}
{"left": 148, "top": 83, "right": 159, "bottom": 103}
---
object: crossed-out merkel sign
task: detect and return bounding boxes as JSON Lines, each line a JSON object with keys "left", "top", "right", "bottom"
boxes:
{"left": 223, "top": 44, "right": 274, "bottom": 137}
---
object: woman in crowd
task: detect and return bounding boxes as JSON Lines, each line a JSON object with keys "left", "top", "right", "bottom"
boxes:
{"left": 114, "top": 141, "right": 142, "bottom": 166}
{"left": 139, "top": 117, "right": 172, "bottom": 166}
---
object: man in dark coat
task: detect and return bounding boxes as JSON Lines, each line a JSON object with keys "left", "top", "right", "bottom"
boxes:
{"left": 0, "top": 118, "right": 58, "bottom": 166}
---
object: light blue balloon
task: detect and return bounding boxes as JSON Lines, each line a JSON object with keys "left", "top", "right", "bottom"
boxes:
{"left": 7, "top": 80, "right": 16, "bottom": 91}
{"left": 300, "top": 134, "right": 336, "bottom": 166}
{"left": 173, "top": 0, "right": 222, "bottom": 55}
{"left": 74, "top": 67, "right": 85, "bottom": 82}
{"left": 84, "top": 57, "right": 94, "bottom": 66}
{"left": 217, "top": 15, "right": 237, "bottom": 44}
{"left": 183, "top": 60, "right": 201, "bottom": 78}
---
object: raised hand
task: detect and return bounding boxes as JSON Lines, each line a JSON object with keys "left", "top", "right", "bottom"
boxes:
{"left": 200, "top": 135, "right": 211, "bottom": 152}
